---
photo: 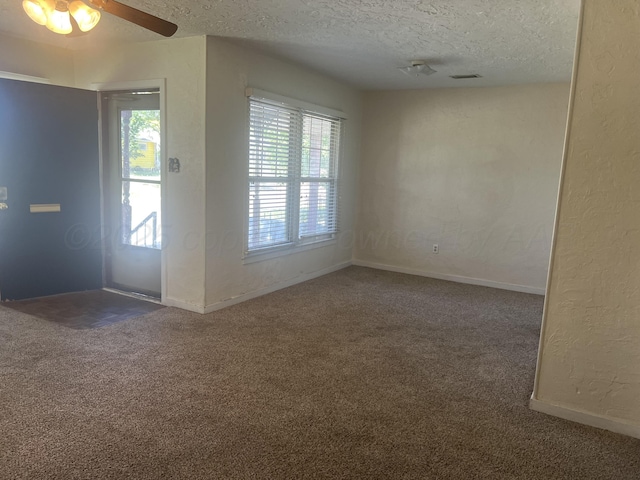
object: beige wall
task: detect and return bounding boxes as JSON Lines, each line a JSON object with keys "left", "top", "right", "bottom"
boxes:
{"left": 203, "top": 37, "right": 362, "bottom": 308}
{"left": 73, "top": 36, "right": 208, "bottom": 310}
{"left": 0, "top": 33, "right": 75, "bottom": 86}
{"left": 356, "top": 84, "right": 570, "bottom": 292}
{"left": 533, "top": 0, "right": 640, "bottom": 436}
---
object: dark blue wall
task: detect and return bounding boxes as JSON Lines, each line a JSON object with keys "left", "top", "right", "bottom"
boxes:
{"left": 0, "top": 78, "right": 102, "bottom": 300}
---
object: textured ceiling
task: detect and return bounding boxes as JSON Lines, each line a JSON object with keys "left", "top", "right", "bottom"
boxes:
{"left": 0, "top": 0, "right": 581, "bottom": 90}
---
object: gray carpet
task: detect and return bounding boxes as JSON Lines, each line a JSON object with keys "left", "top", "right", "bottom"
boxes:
{"left": 0, "top": 266, "right": 638, "bottom": 479}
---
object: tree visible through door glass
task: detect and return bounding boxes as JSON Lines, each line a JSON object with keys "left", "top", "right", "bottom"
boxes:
{"left": 120, "top": 108, "right": 161, "bottom": 248}
{"left": 121, "top": 109, "right": 161, "bottom": 181}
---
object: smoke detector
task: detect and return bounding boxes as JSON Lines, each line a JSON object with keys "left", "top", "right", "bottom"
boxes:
{"left": 399, "top": 60, "right": 437, "bottom": 77}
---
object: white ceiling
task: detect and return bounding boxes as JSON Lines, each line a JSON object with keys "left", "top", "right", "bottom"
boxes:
{"left": 0, "top": 0, "right": 581, "bottom": 90}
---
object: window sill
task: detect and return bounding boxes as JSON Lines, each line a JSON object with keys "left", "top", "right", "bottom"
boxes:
{"left": 243, "top": 237, "right": 336, "bottom": 265}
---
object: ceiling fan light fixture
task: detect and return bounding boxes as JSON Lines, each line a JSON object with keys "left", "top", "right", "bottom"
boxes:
{"left": 45, "top": 2, "right": 72, "bottom": 34}
{"left": 22, "top": 0, "right": 54, "bottom": 25}
{"left": 22, "top": 0, "right": 177, "bottom": 37}
{"left": 399, "top": 60, "right": 436, "bottom": 77}
{"left": 68, "top": 0, "right": 100, "bottom": 32}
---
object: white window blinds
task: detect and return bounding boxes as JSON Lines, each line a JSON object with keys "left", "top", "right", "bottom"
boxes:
{"left": 247, "top": 95, "right": 342, "bottom": 253}
{"left": 299, "top": 113, "right": 340, "bottom": 239}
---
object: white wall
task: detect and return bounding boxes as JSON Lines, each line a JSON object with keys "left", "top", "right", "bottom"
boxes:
{"left": 0, "top": 33, "right": 75, "bottom": 86}
{"left": 355, "top": 84, "right": 570, "bottom": 293}
{"left": 203, "top": 37, "right": 362, "bottom": 309}
{"left": 532, "top": 0, "right": 640, "bottom": 439}
{"left": 73, "top": 36, "right": 208, "bottom": 310}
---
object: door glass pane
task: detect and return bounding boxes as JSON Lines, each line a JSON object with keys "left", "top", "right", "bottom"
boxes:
{"left": 121, "top": 181, "right": 161, "bottom": 248}
{"left": 120, "top": 109, "right": 161, "bottom": 181}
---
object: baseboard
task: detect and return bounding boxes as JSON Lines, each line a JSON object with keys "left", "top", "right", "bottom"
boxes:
{"left": 352, "top": 260, "right": 545, "bottom": 295}
{"left": 530, "top": 397, "right": 640, "bottom": 440}
{"left": 162, "top": 297, "right": 206, "bottom": 314}
{"left": 203, "top": 261, "right": 353, "bottom": 314}
{"left": 165, "top": 260, "right": 541, "bottom": 314}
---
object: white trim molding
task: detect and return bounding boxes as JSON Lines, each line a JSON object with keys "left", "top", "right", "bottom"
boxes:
{"left": 530, "top": 396, "right": 640, "bottom": 440}
{"left": 245, "top": 87, "right": 347, "bottom": 120}
{"left": 163, "top": 296, "right": 207, "bottom": 314}
{"left": 92, "top": 79, "right": 169, "bottom": 306}
{"left": 532, "top": 0, "right": 586, "bottom": 402}
{"left": 0, "top": 71, "right": 51, "bottom": 84}
{"left": 90, "top": 79, "right": 165, "bottom": 92}
{"left": 352, "top": 260, "right": 545, "bottom": 295}
{"left": 203, "top": 261, "right": 352, "bottom": 314}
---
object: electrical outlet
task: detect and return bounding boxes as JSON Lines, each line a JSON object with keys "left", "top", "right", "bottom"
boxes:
{"left": 433, "top": 244, "right": 439, "bottom": 254}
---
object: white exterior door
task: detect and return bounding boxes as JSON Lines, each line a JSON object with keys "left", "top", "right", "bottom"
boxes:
{"left": 103, "top": 90, "right": 162, "bottom": 297}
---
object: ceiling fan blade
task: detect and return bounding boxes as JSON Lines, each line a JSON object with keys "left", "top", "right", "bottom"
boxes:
{"left": 90, "top": 0, "right": 178, "bottom": 37}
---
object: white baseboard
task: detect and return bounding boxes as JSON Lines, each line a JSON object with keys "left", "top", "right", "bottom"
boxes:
{"left": 352, "top": 260, "right": 545, "bottom": 295}
{"left": 530, "top": 397, "right": 640, "bottom": 440}
{"left": 164, "top": 259, "right": 541, "bottom": 314}
{"left": 162, "top": 297, "right": 206, "bottom": 314}
{"left": 203, "top": 261, "right": 352, "bottom": 314}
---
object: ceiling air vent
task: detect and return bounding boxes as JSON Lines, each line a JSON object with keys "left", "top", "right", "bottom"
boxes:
{"left": 449, "top": 74, "right": 482, "bottom": 79}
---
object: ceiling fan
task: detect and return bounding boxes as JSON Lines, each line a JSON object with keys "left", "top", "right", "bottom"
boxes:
{"left": 22, "top": 0, "right": 178, "bottom": 37}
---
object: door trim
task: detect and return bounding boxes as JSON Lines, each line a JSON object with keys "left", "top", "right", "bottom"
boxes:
{"left": 93, "top": 79, "right": 167, "bottom": 305}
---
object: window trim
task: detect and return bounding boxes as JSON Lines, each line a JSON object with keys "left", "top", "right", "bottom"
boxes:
{"left": 244, "top": 88, "right": 348, "bottom": 121}
{"left": 244, "top": 89, "right": 346, "bottom": 260}
{"left": 242, "top": 236, "right": 337, "bottom": 265}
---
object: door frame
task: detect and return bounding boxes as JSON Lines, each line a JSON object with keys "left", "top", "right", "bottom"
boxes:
{"left": 92, "top": 79, "right": 167, "bottom": 304}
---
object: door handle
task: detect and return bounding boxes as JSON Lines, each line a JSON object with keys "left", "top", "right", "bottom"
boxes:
{"left": 0, "top": 203, "right": 7, "bottom": 210}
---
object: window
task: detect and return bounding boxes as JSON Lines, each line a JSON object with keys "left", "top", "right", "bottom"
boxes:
{"left": 247, "top": 93, "right": 342, "bottom": 254}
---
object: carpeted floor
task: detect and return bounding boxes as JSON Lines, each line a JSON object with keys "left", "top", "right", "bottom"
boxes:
{"left": 0, "top": 266, "right": 638, "bottom": 479}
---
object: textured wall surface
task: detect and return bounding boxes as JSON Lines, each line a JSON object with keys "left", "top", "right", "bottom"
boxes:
{"left": 73, "top": 36, "right": 208, "bottom": 309}
{"left": 355, "top": 84, "right": 570, "bottom": 291}
{"left": 535, "top": 0, "right": 640, "bottom": 426}
{"left": 0, "top": 33, "right": 74, "bottom": 86}
{"left": 204, "top": 37, "right": 362, "bottom": 307}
